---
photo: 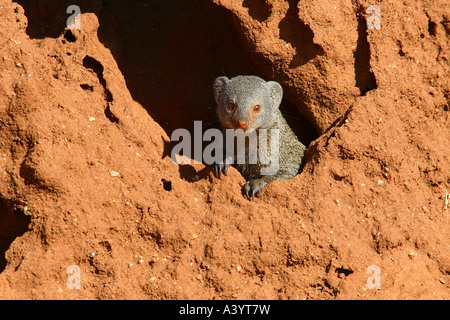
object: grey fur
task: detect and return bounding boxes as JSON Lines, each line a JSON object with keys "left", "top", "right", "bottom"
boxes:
{"left": 212, "top": 75, "right": 306, "bottom": 199}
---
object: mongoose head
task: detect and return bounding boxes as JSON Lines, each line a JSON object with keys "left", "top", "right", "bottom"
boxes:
{"left": 213, "top": 75, "right": 283, "bottom": 132}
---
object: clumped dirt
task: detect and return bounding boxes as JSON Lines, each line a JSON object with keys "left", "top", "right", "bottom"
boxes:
{"left": 0, "top": 0, "right": 449, "bottom": 299}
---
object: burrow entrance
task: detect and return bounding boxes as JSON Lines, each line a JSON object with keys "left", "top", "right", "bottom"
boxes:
{"left": 15, "top": 0, "right": 318, "bottom": 150}
{"left": 0, "top": 198, "right": 30, "bottom": 273}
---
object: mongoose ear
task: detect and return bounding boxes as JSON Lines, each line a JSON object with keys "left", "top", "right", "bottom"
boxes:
{"left": 213, "top": 76, "right": 229, "bottom": 105}
{"left": 266, "top": 81, "right": 283, "bottom": 109}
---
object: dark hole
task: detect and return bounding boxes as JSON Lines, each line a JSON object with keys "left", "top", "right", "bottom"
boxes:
{"left": 396, "top": 40, "right": 406, "bottom": 57}
{"left": 354, "top": 10, "right": 378, "bottom": 96}
{"left": 105, "top": 105, "right": 119, "bottom": 123}
{"left": 82, "top": 56, "right": 113, "bottom": 104}
{"left": 0, "top": 200, "right": 31, "bottom": 273}
{"left": 82, "top": 56, "right": 104, "bottom": 79}
{"left": 335, "top": 267, "right": 354, "bottom": 277}
{"left": 280, "top": 100, "right": 318, "bottom": 147}
{"left": 332, "top": 172, "right": 346, "bottom": 181}
{"left": 161, "top": 179, "right": 172, "bottom": 191}
{"left": 242, "top": 0, "right": 272, "bottom": 22}
{"left": 98, "top": 240, "right": 112, "bottom": 252}
{"left": 279, "top": 0, "right": 325, "bottom": 68}
{"left": 80, "top": 84, "right": 94, "bottom": 91}
{"left": 63, "top": 29, "right": 76, "bottom": 42}
{"left": 428, "top": 20, "right": 437, "bottom": 37}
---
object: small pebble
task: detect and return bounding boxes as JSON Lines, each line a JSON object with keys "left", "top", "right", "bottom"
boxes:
{"left": 110, "top": 171, "right": 120, "bottom": 177}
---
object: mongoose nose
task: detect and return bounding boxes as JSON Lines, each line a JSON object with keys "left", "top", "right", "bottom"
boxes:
{"left": 237, "top": 120, "right": 248, "bottom": 129}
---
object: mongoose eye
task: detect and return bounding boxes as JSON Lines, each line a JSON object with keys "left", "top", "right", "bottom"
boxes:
{"left": 253, "top": 104, "right": 262, "bottom": 113}
{"left": 226, "top": 102, "right": 236, "bottom": 112}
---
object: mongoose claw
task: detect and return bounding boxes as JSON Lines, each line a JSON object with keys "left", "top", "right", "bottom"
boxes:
{"left": 242, "top": 180, "right": 267, "bottom": 200}
{"left": 212, "top": 163, "right": 228, "bottom": 178}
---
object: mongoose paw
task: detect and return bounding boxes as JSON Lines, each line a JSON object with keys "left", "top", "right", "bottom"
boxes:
{"left": 211, "top": 163, "right": 229, "bottom": 179}
{"left": 242, "top": 180, "right": 268, "bottom": 200}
